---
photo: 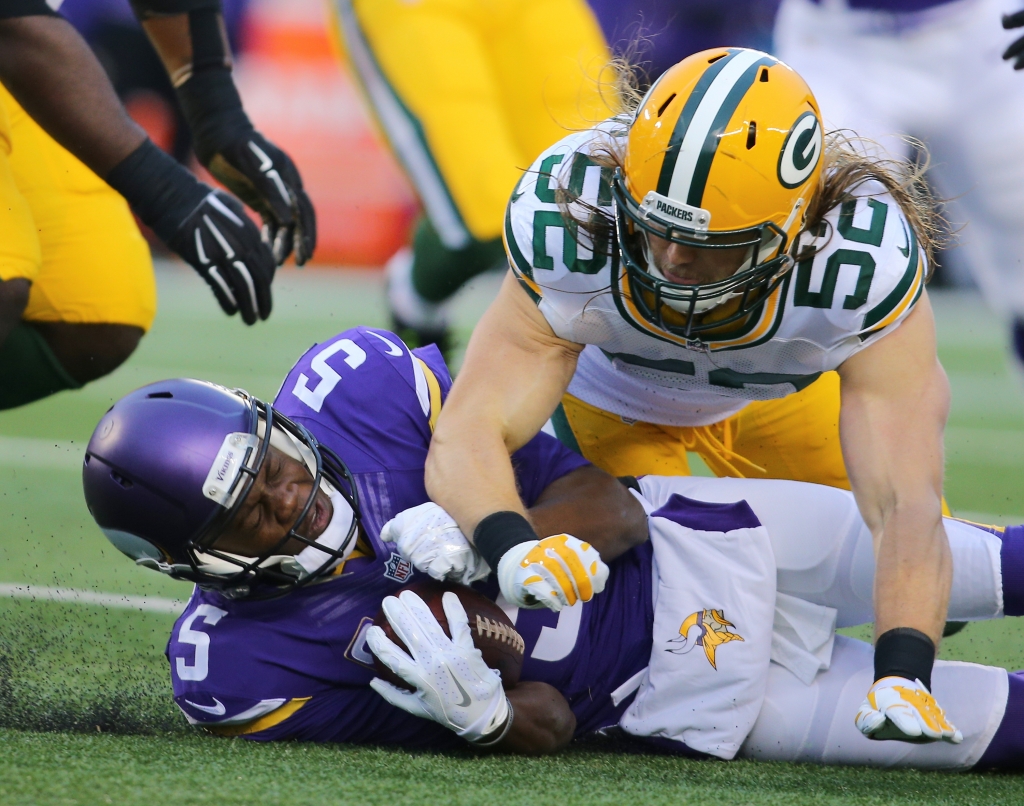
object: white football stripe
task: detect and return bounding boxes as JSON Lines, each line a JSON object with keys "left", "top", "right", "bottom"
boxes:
{"left": 667, "top": 49, "right": 766, "bottom": 204}
{"left": 206, "top": 266, "right": 237, "bottom": 307}
{"left": 232, "top": 260, "right": 259, "bottom": 311}
{"left": 203, "top": 215, "right": 236, "bottom": 259}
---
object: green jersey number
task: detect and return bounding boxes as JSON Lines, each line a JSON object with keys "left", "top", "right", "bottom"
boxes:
{"left": 793, "top": 198, "right": 888, "bottom": 310}
{"left": 532, "top": 153, "right": 611, "bottom": 275}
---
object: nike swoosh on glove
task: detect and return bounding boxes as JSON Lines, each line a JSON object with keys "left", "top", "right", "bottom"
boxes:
{"left": 855, "top": 676, "right": 963, "bottom": 744}
{"left": 497, "top": 534, "right": 609, "bottom": 612}
{"left": 381, "top": 502, "right": 490, "bottom": 585}
{"left": 207, "top": 132, "right": 317, "bottom": 266}
{"left": 169, "top": 190, "right": 276, "bottom": 325}
{"left": 367, "top": 591, "right": 510, "bottom": 743}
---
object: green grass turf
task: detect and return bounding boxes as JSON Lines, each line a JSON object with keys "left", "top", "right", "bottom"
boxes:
{"left": 3, "top": 268, "right": 1024, "bottom": 803}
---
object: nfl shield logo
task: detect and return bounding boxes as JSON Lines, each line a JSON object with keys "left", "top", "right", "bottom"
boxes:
{"left": 383, "top": 552, "right": 413, "bottom": 583}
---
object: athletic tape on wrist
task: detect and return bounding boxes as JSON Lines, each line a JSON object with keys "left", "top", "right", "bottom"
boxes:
{"left": 874, "top": 627, "right": 936, "bottom": 691}
{"left": 105, "top": 139, "right": 206, "bottom": 244}
{"left": 473, "top": 512, "right": 538, "bottom": 573}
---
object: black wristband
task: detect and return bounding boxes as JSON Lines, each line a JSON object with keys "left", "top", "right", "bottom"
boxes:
{"left": 106, "top": 139, "right": 206, "bottom": 244}
{"left": 874, "top": 628, "right": 936, "bottom": 691}
{"left": 175, "top": 68, "right": 252, "bottom": 165}
{"left": 473, "top": 511, "right": 538, "bottom": 572}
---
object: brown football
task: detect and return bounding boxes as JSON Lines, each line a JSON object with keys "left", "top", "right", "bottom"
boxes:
{"left": 371, "top": 579, "right": 525, "bottom": 690}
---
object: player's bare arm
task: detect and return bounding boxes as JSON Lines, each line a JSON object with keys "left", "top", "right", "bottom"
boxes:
{"left": 425, "top": 273, "right": 602, "bottom": 610}
{"left": 135, "top": 4, "right": 316, "bottom": 265}
{"left": 0, "top": 9, "right": 276, "bottom": 328}
{"left": 838, "top": 292, "right": 958, "bottom": 742}
{"left": 427, "top": 271, "right": 582, "bottom": 534}
{"left": 496, "top": 682, "right": 575, "bottom": 754}
{"left": 838, "top": 293, "right": 951, "bottom": 643}
{"left": 0, "top": 15, "right": 146, "bottom": 174}
{"left": 528, "top": 465, "right": 648, "bottom": 562}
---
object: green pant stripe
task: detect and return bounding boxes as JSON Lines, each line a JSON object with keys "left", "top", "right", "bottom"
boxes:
{"left": 332, "top": 0, "right": 470, "bottom": 249}
{"left": 549, "top": 404, "right": 583, "bottom": 455}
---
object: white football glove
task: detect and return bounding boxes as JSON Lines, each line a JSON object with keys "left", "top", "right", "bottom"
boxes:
{"left": 381, "top": 502, "right": 490, "bottom": 585}
{"left": 497, "top": 534, "right": 609, "bottom": 612}
{"left": 855, "top": 676, "right": 963, "bottom": 744}
{"left": 367, "top": 590, "right": 510, "bottom": 743}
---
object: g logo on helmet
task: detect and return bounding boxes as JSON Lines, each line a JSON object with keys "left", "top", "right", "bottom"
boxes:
{"left": 777, "top": 111, "right": 822, "bottom": 189}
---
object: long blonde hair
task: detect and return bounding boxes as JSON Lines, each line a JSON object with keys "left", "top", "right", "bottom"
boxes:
{"left": 557, "top": 62, "right": 947, "bottom": 276}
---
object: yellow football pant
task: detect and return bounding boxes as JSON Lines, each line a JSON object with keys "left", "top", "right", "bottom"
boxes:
{"left": 557, "top": 371, "right": 952, "bottom": 514}
{"left": 329, "top": 0, "right": 614, "bottom": 248}
{"left": 558, "top": 372, "right": 852, "bottom": 487}
{"left": 0, "top": 84, "right": 156, "bottom": 330}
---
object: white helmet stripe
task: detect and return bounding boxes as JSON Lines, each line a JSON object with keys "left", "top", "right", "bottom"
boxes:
{"left": 666, "top": 49, "right": 771, "bottom": 206}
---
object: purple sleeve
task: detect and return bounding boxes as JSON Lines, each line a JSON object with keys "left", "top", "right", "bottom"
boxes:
{"left": 511, "top": 431, "right": 589, "bottom": 508}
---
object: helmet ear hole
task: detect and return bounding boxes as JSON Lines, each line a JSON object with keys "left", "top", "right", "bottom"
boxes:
{"left": 110, "top": 471, "right": 133, "bottom": 489}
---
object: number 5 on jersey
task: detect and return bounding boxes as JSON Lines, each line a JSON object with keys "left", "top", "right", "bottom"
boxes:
{"left": 292, "top": 339, "right": 366, "bottom": 412}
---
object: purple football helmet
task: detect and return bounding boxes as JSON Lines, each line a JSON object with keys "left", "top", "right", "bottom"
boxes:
{"left": 83, "top": 379, "right": 360, "bottom": 598}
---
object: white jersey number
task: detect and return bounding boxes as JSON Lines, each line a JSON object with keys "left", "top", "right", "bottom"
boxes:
{"left": 175, "top": 604, "right": 228, "bottom": 682}
{"left": 292, "top": 339, "right": 367, "bottom": 412}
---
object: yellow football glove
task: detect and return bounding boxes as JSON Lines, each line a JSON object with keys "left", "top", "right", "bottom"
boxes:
{"left": 855, "top": 676, "right": 963, "bottom": 744}
{"left": 497, "top": 534, "right": 609, "bottom": 612}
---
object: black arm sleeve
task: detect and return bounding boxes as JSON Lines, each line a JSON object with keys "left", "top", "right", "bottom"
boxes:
{"left": 127, "top": 0, "right": 219, "bottom": 19}
{"left": 0, "top": 0, "right": 57, "bottom": 19}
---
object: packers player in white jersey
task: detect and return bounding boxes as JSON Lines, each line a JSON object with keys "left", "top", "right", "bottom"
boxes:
{"left": 425, "top": 48, "right": 961, "bottom": 746}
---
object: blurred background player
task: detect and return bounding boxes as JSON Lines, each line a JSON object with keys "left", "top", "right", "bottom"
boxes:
{"left": 773, "top": 0, "right": 1024, "bottom": 375}
{"left": 0, "top": 0, "right": 314, "bottom": 410}
{"left": 329, "top": 0, "right": 616, "bottom": 354}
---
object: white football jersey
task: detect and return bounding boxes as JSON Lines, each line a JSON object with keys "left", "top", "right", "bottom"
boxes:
{"left": 504, "top": 120, "right": 926, "bottom": 426}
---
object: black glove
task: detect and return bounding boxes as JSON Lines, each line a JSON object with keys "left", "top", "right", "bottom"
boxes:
{"left": 205, "top": 131, "right": 317, "bottom": 266}
{"left": 107, "top": 138, "right": 276, "bottom": 325}
{"left": 1003, "top": 9, "right": 1024, "bottom": 69}
{"left": 168, "top": 189, "right": 275, "bottom": 324}
{"left": 173, "top": 6, "right": 316, "bottom": 267}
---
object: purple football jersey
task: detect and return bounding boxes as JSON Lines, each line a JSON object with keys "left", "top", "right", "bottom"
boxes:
{"left": 167, "top": 326, "right": 635, "bottom": 746}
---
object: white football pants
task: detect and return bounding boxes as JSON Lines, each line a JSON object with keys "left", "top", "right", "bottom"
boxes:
{"left": 638, "top": 475, "right": 1008, "bottom": 768}
{"left": 775, "top": 0, "right": 1024, "bottom": 320}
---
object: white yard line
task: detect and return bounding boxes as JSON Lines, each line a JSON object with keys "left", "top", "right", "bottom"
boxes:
{"left": 0, "top": 583, "right": 186, "bottom": 615}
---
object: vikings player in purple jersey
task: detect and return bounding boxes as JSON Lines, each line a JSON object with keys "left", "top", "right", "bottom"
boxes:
{"left": 84, "top": 325, "right": 1024, "bottom": 767}
{"left": 82, "top": 326, "right": 652, "bottom": 751}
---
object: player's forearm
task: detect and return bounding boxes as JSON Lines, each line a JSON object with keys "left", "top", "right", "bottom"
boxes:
{"left": 425, "top": 424, "right": 528, "bottom": 535}
{"left": 493, "top": 681, "right": 575, "bottom": 754}
{"left": 529, "top": 467, "right": 648, "bottom": 561}
{"left": 141, "top": 13, "right": 229, "bottom": 87}
{"left": 0, "top": 16, "right": 146, "bottom": 177}
{"left": 426, "top": 273, "right": 581, "bottom": 538}
{"left": 872, "top": 503, "right": 952, "bottom": 642}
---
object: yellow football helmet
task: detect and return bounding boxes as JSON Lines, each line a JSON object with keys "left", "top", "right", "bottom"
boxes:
{"left": 613, "top": 47, "right": 823, "bottom": 339}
